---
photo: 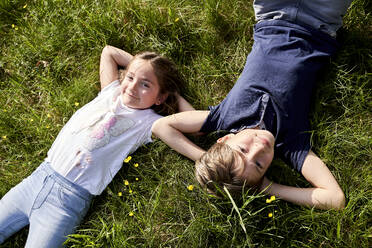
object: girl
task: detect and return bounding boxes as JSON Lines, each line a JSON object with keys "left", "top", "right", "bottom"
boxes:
{"left": 0, "top": 45, "right": 194, "bottom": 247}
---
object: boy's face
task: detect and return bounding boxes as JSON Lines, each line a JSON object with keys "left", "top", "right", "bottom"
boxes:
{"left": 217, "top": 129, "right": 275, "bottom": 184}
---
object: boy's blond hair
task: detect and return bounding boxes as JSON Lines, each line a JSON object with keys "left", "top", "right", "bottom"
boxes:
{"left": 195, "top": 142, "right": 262, "bottom": 197}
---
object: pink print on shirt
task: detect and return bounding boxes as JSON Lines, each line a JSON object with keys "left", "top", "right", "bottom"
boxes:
{"left": 91, "top": 116, "right": 117, "bottom": 139}
{"left": 83, "top": 116, "right": 135, "bottom": 151}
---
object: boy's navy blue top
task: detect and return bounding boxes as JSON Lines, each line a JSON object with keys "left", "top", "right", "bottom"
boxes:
{"left": 200, "top": 20, "right": 338, "bottom": 172}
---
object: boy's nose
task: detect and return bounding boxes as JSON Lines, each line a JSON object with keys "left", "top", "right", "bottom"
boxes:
{"left": 248, "top": 142, "right": 265, "bottom": 157}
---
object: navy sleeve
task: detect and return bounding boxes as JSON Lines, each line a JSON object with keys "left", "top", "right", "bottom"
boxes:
{"left": 276, "top": 132, "right": 311, "bottom": 172}
{"left": 200, "top": 105, "right": 220, "bottom": 133}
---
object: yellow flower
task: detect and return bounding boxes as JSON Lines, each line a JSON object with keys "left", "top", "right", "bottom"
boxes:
{"left": 134, "top": 163, "right": 139, "bottom": 168}
{"left": 74, "top": 102, "right": 79, "bottom": 107}
{"left": 175, "top": 17, "right": 180, "bottom": 22}
{"left": 266, "top": 198, "right": 271, "bottom": 204}
{"left": 129, "top": 211, "right": 134, "bottom": 217}
{"left": 11, "top": 24, "right": 15, "bottom": 28}
{"left": 3, "top": 109, "right": 7, "bottom": 112}
{"left": 118, "top": 192, "right": 122, "bottom": 197}
{"left": 135, "top": 177, "right": 139, "bottom": 181}
{"left": 15, "top": 27, "right": 18, "bottom": 31}
{"left": 30, "top": 118, "right": 34, "bottom": 122}
{"left": 46, "top": 125, "right": 50, "bottom": 129}
{"left": 124, "top": 180, "right": 129, "bottom": 186}
{"left": 23, "top": 4, "right": 27, "bottom": 8}
{"left": 187, "top": 185, "right": 194, "bottom": 191}
{"left": 124, "top": 156, "right": 132, "bottom": 163}
{"left": 47, "top": 113, "right": 51, "bottom": 118}
{"left": 2, "top": 135, "right": 7, "bottom": 140}
{"left": 129, "top": 189, "right": 133, "bottom": 194}
{"left": 270, "top": 195, "right": 276, "bottom": 201}
{"left": 268, "top": 212, "right": 273, "bottom": 218}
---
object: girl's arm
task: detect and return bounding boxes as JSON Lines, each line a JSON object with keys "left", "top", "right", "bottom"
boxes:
{"left": 176, "top": 93, "right": 195, "bottom": 112}
{"left": 260, "top": 150, "right": 345, "bottom": 210}
{"left": 99, "top": 45, "right": 133, "bottom": 90}
{"left": 152, "top": 110, "right": 209, "bottom": 161}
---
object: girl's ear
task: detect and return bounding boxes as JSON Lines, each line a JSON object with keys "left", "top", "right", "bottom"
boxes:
{"left": 155, "top": 92, "right": 169, "bottom": 105}
{"left": 217, "top": 134, "right": 234, "bottom": 143}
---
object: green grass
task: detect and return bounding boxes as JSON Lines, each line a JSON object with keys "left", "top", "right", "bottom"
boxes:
{"left": 0, "top": 0, "right": 371, "bottom": 247}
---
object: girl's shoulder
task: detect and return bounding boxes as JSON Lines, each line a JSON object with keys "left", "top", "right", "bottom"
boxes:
{"left": 100, "top": 80, "right": 121, "bottom": 95}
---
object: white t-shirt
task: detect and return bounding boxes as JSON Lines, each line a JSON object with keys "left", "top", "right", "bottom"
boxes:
{"left": 46, "top": 80, "right": 161, "bottom": 195}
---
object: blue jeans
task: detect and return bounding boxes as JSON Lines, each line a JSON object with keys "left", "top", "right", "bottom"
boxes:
{"left": 0, "top": 162, "right": 93, "bottom": 247}
{"left": 253, "top": 0, "right": 353, "bottom": 37}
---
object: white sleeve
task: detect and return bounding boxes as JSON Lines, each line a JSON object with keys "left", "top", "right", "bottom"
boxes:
{"left": 98, "top": 80, "right": 120, "bottom": 96}
{"left": 142, "top": 112, "right": 162, "bottom": 145}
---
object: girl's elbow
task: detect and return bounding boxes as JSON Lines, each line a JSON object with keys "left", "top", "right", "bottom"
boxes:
{"left": 102, "top": 45, "right": 114, "bottom": 57}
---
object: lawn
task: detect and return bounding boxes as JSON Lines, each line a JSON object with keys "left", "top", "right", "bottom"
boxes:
{"left": 0, "top": 0, "right": 371, "bottom": 247}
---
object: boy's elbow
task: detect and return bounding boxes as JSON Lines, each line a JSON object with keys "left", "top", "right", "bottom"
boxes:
{"left": 332, "top": 190, "right": 346, "bottom": 210}
{"left": 152, "top": 118, "right": 166, "bottom": 137}
{"left": 151, "top": 119, "right": 161, "bottom": 137}
{"left": 336, "top": 191, "right": 346, "bottom": 210}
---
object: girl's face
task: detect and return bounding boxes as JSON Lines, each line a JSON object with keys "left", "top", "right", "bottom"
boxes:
{"left": 218, "top": 129, "right": 275, "bottom": 184}
{"left": 121, "top": 58, "right": 166, "bottom": 109}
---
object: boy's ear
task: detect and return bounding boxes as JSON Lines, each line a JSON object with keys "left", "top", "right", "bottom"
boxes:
{"left": 217, "top": 134, "right": 234, "bottom": 143}
{"left": 155, "top": 93, "right": 169, "bottom": 105}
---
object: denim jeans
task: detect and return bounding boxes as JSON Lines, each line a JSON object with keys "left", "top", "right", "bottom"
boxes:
{"left": 253, "top": 0, "right": 353, "bottom": 37}
{"left": 0, "top": 162, "right": 93, "bottom": 248}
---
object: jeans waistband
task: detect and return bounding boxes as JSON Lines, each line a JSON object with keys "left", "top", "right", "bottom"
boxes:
{"left": 254, "top": 19, "right": 338, "bottom": 47}
{"left": 38, "top": 161, "right": 93, "bottom": 201}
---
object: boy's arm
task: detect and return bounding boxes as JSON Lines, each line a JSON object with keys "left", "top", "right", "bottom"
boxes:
{"left": 99, "top": 45, "right": 133, "bottom": 90}
{"left": 260, "top": 150, "right": 345, "bottom": 210}
{"left": 152, "top": 110, "right": 209, "bottom": 161}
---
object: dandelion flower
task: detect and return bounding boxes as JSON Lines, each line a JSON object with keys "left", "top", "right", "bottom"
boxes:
{"left": 124, "top": 180, "right": 129, "bottom": 186}
{"left": 15, "top": 27, "right": 18, "bottom": 31}
{"left": 30, "top": 118, "right": 34, "bottom": 122}
{"left": 46, "top": 125, "right": 50, "bottom": 129}
{"left": 266, "top": 195, "right": 276, "bottom": 204}
{"left": 187, "top": 185, "right": 194, "bottom": 191}
{"left": 268, "top": 213, "right": 273, "bottom": 218}
{"left": 124, "top": 156, "right": 132, "bottom": 163}
{"left": 135, "top": 177, "right": 139, "bottom": 181}
{"left": 118, "top": 192, "right": 122, "bottom": 197}
{"left": 47, "top": 113, "right": 51, "bottom": 118}
{"left": 23, "top": 4, "right": 27, "bottom": 8}
{"left": 129, "top": 189, "right": 133, "bottom": 194}
{"left": 134, "top": 163, "right": 139, "bottom": 168}
{"left": 129, "top": 211, "right": 134, "bottom": 217}
{"left": 74, "top": 102, "right": 79, "bottom": 107}
{"left": 11, "top": 24, "right": 15, "bottom": 28}
{"left": 175, "top": 17, "right": 180, "bottom": 22}
{"left": 2, "top": 135, "right": 7, "bottom": 140}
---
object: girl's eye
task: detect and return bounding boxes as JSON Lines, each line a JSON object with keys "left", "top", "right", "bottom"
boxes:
{"left": 126, "top": 75, "right": 133, "bottom": 81}
{"left": 255, "top": 161, "right": 262, "bottom": 168}
{"left": 141, "top": 81, "right": 150, "bottom": 88}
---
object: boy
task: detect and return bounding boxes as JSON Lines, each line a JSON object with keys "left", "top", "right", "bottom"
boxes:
{"left": 152, "top": 0, "right": 353, "bottom": 209}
